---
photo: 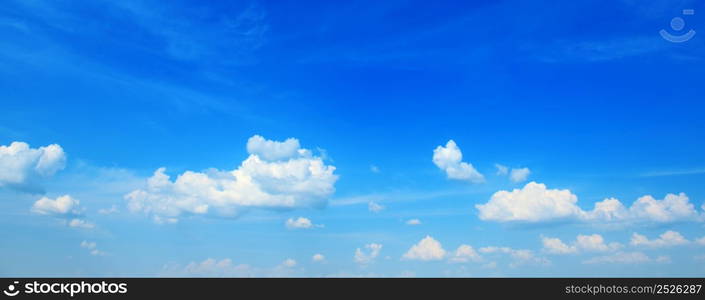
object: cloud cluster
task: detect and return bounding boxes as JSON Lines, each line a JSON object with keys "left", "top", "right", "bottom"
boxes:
{"left": 476, "top": 182, "right": 703, "bottom": 224}
{"left": 542, "top": 234, "right": 622, "bottom": 254}
{"left": 31, "top": 195, "right": 81, "bottom": 215}
{"left": 0, "top": 141, "right": 66, "bottom": 192}
{"left": 68, "top": 218, "right": 95, "bottom": 229}
{"left": 126, "top": 135, "right": 338, "bottom": 223}
{"left": 399, "top": 236, "right": 549, "bottom": 267}
{"left": 80, "top": 240, "right": 105, "bottom": 256}
{"left": 31, "top": 195, "right": 94, "bottom": 229}
{"left": 162, "top": 257, "right": 304, "bottom": 277}
{"left": 630, "top": 231, "right": 690, "bottom": 248}
{"left": 495, "top": 164, "right": 531, "bottom": 183}
{"left": 433, "top": 140, "right": 484, "bottom": 183}
{"left": 354, "top": 243, "right": 382, "bottom": 264}
{"left": 172, "top": 258, "right": 254, "bottom": 277}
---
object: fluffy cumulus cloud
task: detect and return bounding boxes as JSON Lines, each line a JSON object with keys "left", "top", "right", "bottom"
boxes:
{"left": 31, "top": 195, "right": 94, "bottom": 229}
{"left": 476, "top": 182, "right": 703, "bottom": 224}
{"left": 68, "top": 218, "right": 95, "bottom": 229}
{"left": 432, "top": 140, "right": 484, "bottom": 183}
{"left": 402, "top": 236, "right": 446, "bottom": 261}
{"left": 541, "top": 237, "right": 577, "bottom": 254}
{"left": 626, "top": 193, "right": 700, "bottom": 223}
{"left": 630, "top": 231, "right": 690, "bottom": 248}
{"left": 285, "top": 217, "right": 322, "bottom": 229}
{"left": 449, "top": 245, "right": 483, "bottom": 263}
{"left": 542, "top": 234, "right": 621, "bottom": 254}
{"left": 354, "top": 243, "right": 382, "bottom": 264}
{"left": 0, "top": 141, "right": 66, "bottom": 192}
{"left": 476, "top": 182, "right": 581, "bottom": 222}
{"left": 126, "top": 135, "right": 338, "bottom": 223}
{"left": 31, "top": 195, "right": 81, "bottom": 216}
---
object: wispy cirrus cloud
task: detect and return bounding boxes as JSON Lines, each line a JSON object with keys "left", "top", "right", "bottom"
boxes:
{"left": 639, "top": 168, "right": 705, "bottom": 177}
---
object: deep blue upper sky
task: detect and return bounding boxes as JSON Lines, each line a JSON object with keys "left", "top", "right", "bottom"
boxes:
{"left": 1, "top": 0, "right": 704, "bottom": 277}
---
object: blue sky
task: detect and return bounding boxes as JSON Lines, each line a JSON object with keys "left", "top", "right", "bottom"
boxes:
{"left": 1, "top": 0, "right": 705, "bottom": 277}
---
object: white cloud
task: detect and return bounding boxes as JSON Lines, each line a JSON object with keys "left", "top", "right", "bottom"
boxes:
{"left": 126, "top": 135, "right": 338, "bottom": 223}
{"left": 0, "top": 141, "right": 66, "bottom": 192}
{"left": 542, "top": 234, "right": 621, "bottom": 254}
{"left": 541, "top": 237, "right": 577, "bottom": 254}
{"left": 31, "top": 195, "right": 94, "bottom": 229}
{"left": 80, "top": 240, "right": 104, "bottom": 256}
{"left": 153, "top": 215, "right": 178, "bottom": 225}
{"left": 450, "top": 244, "right": 482, "bottom": 263}
{"left": 495, "top": 164, "right": 509, "bottom": 176}
{"left": 402, "top": 236, "right": 446, "bottom": 261}
{"left": 80, "top": 241, "right": 96, "bottom": 249}
{"left": 370, "top": 165, "right": 380, "bottom": 173}
{"left": 172, "top": 258, "right": 253, "bottom": 277}
{"left": 476, "top": 182, "right": 581, "bottom": 222}
{"left": 31, "top": 195, "right": 81, "bottom": 216}
{"left": 587, "top": 197, "right": 629, "bottom": 221}
{"left": 630, "top": 231, "right": 690, "bottom": 248}
{"left": 368, "top": 201, "right": 384, "bottom": 213}
{"left": 285, "top": 217, "right": 321, "bottom": 229}
{"left": 509, "top": 167, "right": 531, "bottom": 183}
{"left": 495, "top": 164, "right": 530, "bottom": 182}
{"left": 68, "top": 218, "right": 95, "bottom": 229}
{"left": 98, "top": 205, "right": 119, "bottom": 215}
{"left": 432, "top": 140, "right": 484, "bottom": 183}
{"left": 479, "top": 246, "right": 549, "bottom": 267}
{"left": 627, "top": 193, "right": 700, "bottom": 223}
{"left": 312, "top": 254, "right": 325, "bottom": 262}
{"left": 575, "top": 234, "right": 622, "bottom": 252}
{"left": 583, "top": 252, "right": 652, "bottom": 264}
{"left": 405, "top": 218, "right": 421, "bottom": 225}
{"left": 281, "top": 258, "right": 297, "bottom": 268}
{"left": 246, "top": 135, "right": 300, "bottom": 161}
{"left": 476, "top": 182, "right": 703, "bottom": 224}
{"left": 354, "top": 243, "right": 382, "bottom": 264}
